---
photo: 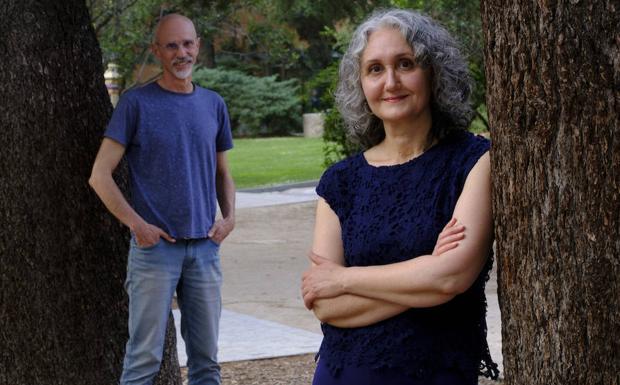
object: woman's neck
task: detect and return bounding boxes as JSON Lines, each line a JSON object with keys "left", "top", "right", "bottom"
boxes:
{"left": 369, "top": 116, "right": 434, "bottom": 165}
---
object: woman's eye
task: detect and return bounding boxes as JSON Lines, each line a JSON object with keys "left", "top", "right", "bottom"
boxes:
{"left": 399, "top": 59, "right": 414, "bottom": 69}
{"left": 368, "top": 65, "right": 382, "bottom": 74}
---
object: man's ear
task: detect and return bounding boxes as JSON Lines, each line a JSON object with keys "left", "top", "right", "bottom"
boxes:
{"left": 150, "top": 43, "right": 160, "bottom": 60}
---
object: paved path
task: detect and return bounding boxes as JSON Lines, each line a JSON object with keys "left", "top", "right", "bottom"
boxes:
{"left": 174, "top": 309, "right": 322, "bottom": 364}
{"left": 235, "top": 185, "right": 319, "bottom": 209}
{"left": 174, "top": 185, "right": 504, "bottom": 375}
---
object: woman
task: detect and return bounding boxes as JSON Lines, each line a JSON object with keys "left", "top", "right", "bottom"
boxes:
{"left": 301, "top": 9, "right": 499, "bottom": 385}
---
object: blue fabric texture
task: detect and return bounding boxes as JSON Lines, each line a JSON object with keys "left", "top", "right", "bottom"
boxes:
{"left": 313, "top": 358, "right": 476, "bottom": 385}
{"left": 315, "top": 130, "right": 499, "bottom": 381}
{"left": 121, "top": 237, "right": 222, "bottom": 385}
{"left": 105, "top": 82, "right": 233, "bottom": 239}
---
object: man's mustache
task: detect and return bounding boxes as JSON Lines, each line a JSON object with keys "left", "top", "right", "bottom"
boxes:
{"left": 172, "top": 57, "right": 193, "bottom": 65}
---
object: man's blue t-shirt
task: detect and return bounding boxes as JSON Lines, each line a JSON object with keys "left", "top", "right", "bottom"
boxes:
{"left": 105, "top": 82, "right": 233, "bottom": 239}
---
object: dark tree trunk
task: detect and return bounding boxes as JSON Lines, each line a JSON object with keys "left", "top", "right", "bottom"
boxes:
{"left": 203, "top": 36, "right": 216, "bottom": 68}
{"left": 0, "top": 1, "right": 180, "bottom": 384}
{"left": 480, "top": 1, "right": 619, "bottom": 385}
{"left": 155, "top": 316, "right": 182, "bottom": 385}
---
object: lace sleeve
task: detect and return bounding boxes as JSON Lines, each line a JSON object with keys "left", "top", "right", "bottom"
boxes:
{"left": 316, "top": 160, "right": 350, "bottom": 220}
{"left": 457, "top": 134, "right": 491, "bottom": 189}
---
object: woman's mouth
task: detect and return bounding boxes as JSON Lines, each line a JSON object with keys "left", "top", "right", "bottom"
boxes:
{"left": 382, "top": 95, "right": 407, "bottom": 102}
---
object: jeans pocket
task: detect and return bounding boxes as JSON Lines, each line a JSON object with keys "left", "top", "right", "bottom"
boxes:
{"left": 207, "top": 238, "right": 220, "bottom": 247}
{"left": 131, "top": 237, "right": 161, "bottom": 251}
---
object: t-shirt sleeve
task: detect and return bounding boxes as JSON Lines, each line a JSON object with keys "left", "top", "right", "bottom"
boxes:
{"left": 104, "top": 93, "right": 137, "bottom": 146}
{"left": 215, "top": 97, "right": 233, "bottom": 152}
{"left": 316, "top": 163, "right": 347, "bottom": 219}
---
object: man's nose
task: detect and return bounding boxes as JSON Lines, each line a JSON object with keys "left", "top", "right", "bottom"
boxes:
{"left": 176, "top": 46, "right": 189, "bottom": 56}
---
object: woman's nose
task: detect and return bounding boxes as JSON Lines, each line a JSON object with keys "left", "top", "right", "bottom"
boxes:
{"left": 384, "top": 68, "right": 400, "bottom": 90}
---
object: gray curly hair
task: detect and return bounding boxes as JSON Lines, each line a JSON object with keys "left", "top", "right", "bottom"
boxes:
{"left": 336, "top": 8, "right": 473, "bottom": 149}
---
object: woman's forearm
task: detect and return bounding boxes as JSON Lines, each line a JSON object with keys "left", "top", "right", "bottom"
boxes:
{"left": 312, "top": 289, "right": 454, "bottom": 328}
{"left": 341, "top": 253, "right": 472, "bottom": 307}
{"left": 312, "top": 294, "right": 407, "bottom": 328}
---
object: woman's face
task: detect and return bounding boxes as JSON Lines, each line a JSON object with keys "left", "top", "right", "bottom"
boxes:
{"left": 360, "top": 27, "right": 432, "bottom": 128}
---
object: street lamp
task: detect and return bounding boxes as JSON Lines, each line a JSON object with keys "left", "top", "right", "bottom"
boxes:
{"left": 104, "top": 63, "right": 122, "bottom": 107}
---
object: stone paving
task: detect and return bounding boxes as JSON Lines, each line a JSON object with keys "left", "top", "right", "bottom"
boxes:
{"left": 173, "top": 183, "right": 504, "bottom": 375}
{"left": 235, "top": 186, "right": 320, "bottom": 209}
{"left": 174, "top": 309, "right": 322, "bottom": 365}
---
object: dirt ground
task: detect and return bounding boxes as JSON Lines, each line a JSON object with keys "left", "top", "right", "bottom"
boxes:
{"left": 220, "top": 201, "right": 320, "bottom": 334}
{"left": 221, "top": 354, "right": 316, "bottom": 385}
{"left": 220, "top": 356, "right": 503, "bottom": 385}
{"left": 183, "top": 354, "right": 503, "bottom": 384}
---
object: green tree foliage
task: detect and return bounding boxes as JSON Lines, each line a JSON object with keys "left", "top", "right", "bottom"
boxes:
{"left": 193, "top": 68, "right": 301, "bottom": 137}
{"left": 307, "top": 62, "right": 356, "bottom": 166}
{"left": 304, "top": 24, "right": 362, "bottom": 166}
{"left": 214, "top": 4, "right": 304, "bottom": 78}
{"left": 267, "top": 0, "right": 387, "bottom": 74}
{"left": 89, "top": 0, "right": 161, "bottom": 84}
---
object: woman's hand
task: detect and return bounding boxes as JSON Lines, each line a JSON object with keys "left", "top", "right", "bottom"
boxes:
{"left": 432, "top": 218, "right": 465, "bottom": 256}
{"left": 302, "top": 252, "right": 347, "bottom": 309}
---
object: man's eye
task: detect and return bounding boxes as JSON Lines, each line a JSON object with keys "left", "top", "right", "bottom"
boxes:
{"left": 165, "top": 43, "right": 179, "bottom": 51}
{"left": 183, "top": 41, "right": 195, "bottom": 49}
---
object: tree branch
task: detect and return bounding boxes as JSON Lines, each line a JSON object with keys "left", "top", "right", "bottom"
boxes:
{"left": 93, "top": 0, "right": 140, "bottom": 36}
{"left": 474, "top": 108, "right": 489, "bottom": 131}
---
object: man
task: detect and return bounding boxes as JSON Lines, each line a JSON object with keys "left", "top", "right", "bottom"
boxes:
{"left": 89, "top": 14, "right": 235, "bottom": 385}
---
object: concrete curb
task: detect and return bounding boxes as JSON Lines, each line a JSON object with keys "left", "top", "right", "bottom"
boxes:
{"left": 239, "top": 180, "right": 319, "bottom": 193}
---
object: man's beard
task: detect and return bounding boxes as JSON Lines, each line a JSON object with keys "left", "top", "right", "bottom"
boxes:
{"left": 171, "top": 57, "right": 193, "bottom": 79}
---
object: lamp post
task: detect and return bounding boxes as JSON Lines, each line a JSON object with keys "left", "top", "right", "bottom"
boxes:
{"left": 104, "top": 62, "right": 122, "bottom": 107}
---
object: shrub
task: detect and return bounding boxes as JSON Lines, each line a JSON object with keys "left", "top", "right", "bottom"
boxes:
{"left": 307, "top": 61, "right": 361, "bottom": 167}
{"left": 193, "top": 67, "right": 301, "bottom": 136}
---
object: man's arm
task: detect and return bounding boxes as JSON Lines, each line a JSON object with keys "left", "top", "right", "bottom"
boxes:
{"left": 208, "top": 151, "right": 235, "bottom": 244}
{"left": 89, "top": 138, "right": 174, "bottom": 246}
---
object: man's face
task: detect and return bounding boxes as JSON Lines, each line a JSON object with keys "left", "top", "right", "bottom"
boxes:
{"left": 152, "top": 17, "right": 200, "bottom": 80}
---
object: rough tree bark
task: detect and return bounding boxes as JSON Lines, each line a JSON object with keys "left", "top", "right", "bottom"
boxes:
{"left": 481, "top": 1, "right": 619, "bottom": 385}
{"left": 0, "top": 1, "right": 180, "bottom": 384}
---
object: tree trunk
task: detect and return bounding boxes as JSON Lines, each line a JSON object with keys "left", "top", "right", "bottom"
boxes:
{"left": 0, "top": 1, "right": 180, "bottom": 384}
{"left": 480, "top": 2, "right": 619, "bottom": 385}
{"left": 203, "top": 36, "right": 216, "bottom": 68}
{"left": 155, "top": 316, "right": 183, "bottom": 385}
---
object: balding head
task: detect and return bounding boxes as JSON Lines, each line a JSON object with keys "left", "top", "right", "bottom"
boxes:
{"left": 154, "top": 14, "right": 197, "bottom": 44}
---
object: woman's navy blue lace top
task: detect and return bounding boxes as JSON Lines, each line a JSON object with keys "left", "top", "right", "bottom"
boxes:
{"left": 315, "top": 131, "right": 499, "bottom": 381}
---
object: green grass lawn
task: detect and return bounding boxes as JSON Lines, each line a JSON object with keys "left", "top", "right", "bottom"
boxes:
{"left": 228, "top": 137, "right": 325, "bottom": 189}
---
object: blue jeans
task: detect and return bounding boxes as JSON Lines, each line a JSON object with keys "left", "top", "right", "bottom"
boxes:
{"left": 120, "top": 237, "right": 222, "bottom": 385}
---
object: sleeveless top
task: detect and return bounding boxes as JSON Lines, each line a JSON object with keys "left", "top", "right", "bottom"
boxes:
{"left": 315, "top": 131, "right": 499, "bottom": 381}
